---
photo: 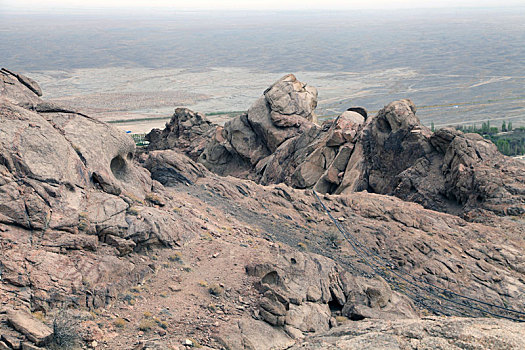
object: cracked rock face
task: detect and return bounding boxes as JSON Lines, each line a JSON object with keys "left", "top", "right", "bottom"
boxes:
{"left": 246, "top": 248, "right": 417, "bottom": 334}
{"left": 2, "top": 70, "right": 525, "bottom": 349}
{"left": 146, "top": 74, "right": 320, "bottom": 179}
{"left": 146, "top": 107, "right": 214, "bottom": 159}
{"left": 360, "top": 99, "right": 525, "bottom": 217}
{"left": 0, "top": 69, "right": 42, "bottom": 108}
{"left": 264, "top": 73, "right": 318, "bottom": 125}
{"left": 148, "top": 75, "right": 525, "bottom": 218}
{"left": 0, "top": 69, "right": 196, "bottom": 312}
{"left": 289, "top": 317, "right": 525, "bottom": 350}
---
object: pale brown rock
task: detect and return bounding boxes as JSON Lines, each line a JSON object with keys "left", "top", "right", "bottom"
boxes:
{"left": 79, "top": 320, "right": 104, "bottom": 342}
{"left": 0, "top": 72, "right": 190, "bottom": 314}
{"left": 0, "top": 69, "right": 41, "bottom": 108}
{"left": 146, "top": 107, "right": 213, "bottom": 160}
{"left": 264, "top": 74, "right": 317, "bottom": 123}
{"left": 1, "top": 68, "right": 42, "bottom": 96}
{"left": 290, "top": 317, "right": 525, "bottom": 349}
{"left": 1, "top": 70, "right": 525, "bottom": 350}
{"left": 142, "top": 150, "right": 208, "bottom": 186}
{"left": 248, "top": 248, "right": 417, "bottom": 332}
{"left": 191, "top": 74, "right": 319, "bottom": 179}
{"left": 148, "top": 75, "right": 525, "bottom": 218}
{"left": 218, "top": 317, "right": 294, "bottom": 350}
{"left": 7, "top": 309, "right": 53, "bottom": 345}
{"left": 106, "top": 234, "right": 136, "bottom": 256}
{"left": 1, "top": 335, "right": 21, "bottom": 350}
{"left": 285, "top": 303, "right": 331, "bottom": 333}
{"left": 21, "top": 343, "right": 42, "bottom": 350}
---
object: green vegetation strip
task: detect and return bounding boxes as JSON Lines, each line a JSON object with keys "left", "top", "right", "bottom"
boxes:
{"left": 108, "top": 116, "right": 172, "bottom": 124}
{"left": 108, "top": 110, "right": 246, "bottom": 124}
{"left": 455, "top": 122, "right": 525, "bottom": 157}
{"left": 204, "top": 110, "right": 245, "bottom": 116}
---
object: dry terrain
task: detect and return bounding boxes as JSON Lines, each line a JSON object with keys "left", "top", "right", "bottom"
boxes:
{"left": 0, "top": 68, "right": 524, "bottom": 350}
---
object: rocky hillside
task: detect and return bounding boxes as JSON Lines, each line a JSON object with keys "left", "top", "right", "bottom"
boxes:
{"left": 1, "top": 68, "right": 525, "bottom": 349}
{"left": 147, "top": 74, "right": 525, "bottom": 218}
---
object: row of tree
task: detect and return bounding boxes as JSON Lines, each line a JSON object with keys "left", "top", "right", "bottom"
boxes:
{"left": 453, "top": 120, "right": 517, "bottom": 135}
{"left": 429, "top": 120, "right": 525, "bottom": 157}
{"left": 493, "top": 137, "right": 524, "bottom": 156}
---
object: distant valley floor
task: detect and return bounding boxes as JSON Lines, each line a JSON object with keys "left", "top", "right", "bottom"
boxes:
{"left": 26, "top": 67, "right": 525, "bottom": 134}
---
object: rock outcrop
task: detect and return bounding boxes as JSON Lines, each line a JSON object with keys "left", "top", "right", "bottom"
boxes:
{"left": 147, "top": 75, "right": 525, "bottom": 219}
{"left": 291, "top": 317, "right": 525, "bottom": 349}
{"left": 356, "top": 99, "right": 525, "bottom": 217}
{"left": 174, "top": 169, "right": 525, "bottom": 349}
{"left": 188, "top": 74, "right": 319, "bottom": 178}
{"left": 2, "top": 70, "right": 525, "bottom": 350}
{"left": 6, "top": 309, "right": 53, "bottom": 346}
{"left": 141, "top": 150, "right": 209, "bottom": 186}
{"left": 146, "top": 107, "right": 214, "bottom": 159}
{"left": 246, "top": 248, "right": 417, "bottom": 336}
{"left": 0, "top": 69, "right": 42, "bottom": 108}
{"left": 0, "top": 69, "right": 198, "bottom": 314}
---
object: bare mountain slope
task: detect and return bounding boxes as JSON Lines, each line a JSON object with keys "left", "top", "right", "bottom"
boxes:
{"left": 0, "top": 69, "right": 524, "bottom": 349}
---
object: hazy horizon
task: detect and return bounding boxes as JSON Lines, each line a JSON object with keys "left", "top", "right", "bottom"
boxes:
{"left": 1, "top": 6, "right": 524, "bottom": 132}
{"left": 3, "top": 0, "right": 525, "bottom": 12}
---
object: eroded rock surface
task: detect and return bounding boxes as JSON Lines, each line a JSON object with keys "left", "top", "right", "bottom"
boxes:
{"left": 246, "top": 248, "right": 417, "bottom": 336}
{"left": 358, "top": 99, "right": 525, "bottom": 217}
{"left": 146, "top": 107, "right": 214, "bottom": 159}
{"left": 2, "top": 70, "right": 525, "bottom": 350}
{"left": 291, "top": 317, "right": 525, "bottom": 350}
{"left": 0, "top": 69, "right": 42, "bottom": 108}
{"left": 6, "top": 309, "right": 53, "bottom": 346}
{"left": 0, "top": 70, "right": 197, "bottom": 315}
{"left": 195, "top": 74, "right": 319, "bottom": 178}
{"left": 147, "top": 75, "right": 525, "bottom": 219}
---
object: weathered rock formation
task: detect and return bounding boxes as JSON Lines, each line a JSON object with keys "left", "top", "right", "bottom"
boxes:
{"left": 246, "top": 249, "right": 417, "bottom": 335}
{"left": 6, "top": 309, "right": 52, "bottom": 346}
{"left": 1, "top": 68, "right": 42, "bottom": 108}
{"left": 2, "top": 70, "right": 525, "bottom": 349}
{"left": 180, "top": 170, "right": 525, "bottom": 349}
{"left": 356, "top": 99, "right": 525, "bottom": 216}
{"left": 139, "top": 73, "right": 525, "bottom": 347}
{"left": 291, "top": 317, "right": 525, "bottom": 349}
{"left": 0, "top": 69, "right": 198, "bottom": 316}
{"left": 146, "top": 107, "right": 214, "bottom": 159}
{"left": 147, "top": 75, "right": 525, "bottom": 219}
{"left": 147, "top": 74, "right": 320, "bottom": 180}
{"left": 140, "top": 149, "right": 209, "bottom": 187}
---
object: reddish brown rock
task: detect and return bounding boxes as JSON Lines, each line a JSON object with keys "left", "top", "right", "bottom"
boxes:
{"left": 1, "top": 70, "right": 525, "bottom": 350}
{"left": 290, "top": 317, "right": 525, "bottom": 349}
{"left": 148, "top": 75, "right": 525, "bottom": 219}
{"left": 7, "top": 309, "right": 53, "bottom": 346}
{"left": 146, "top": 107, "right": 214, "bottom": 158}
